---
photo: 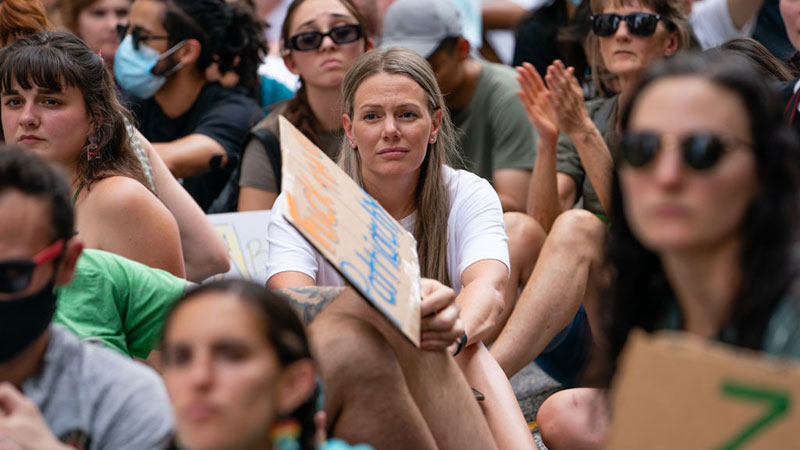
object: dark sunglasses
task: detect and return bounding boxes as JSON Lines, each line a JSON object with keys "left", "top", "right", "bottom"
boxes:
{"left": 619, "top": 131, "right": 750, "bottom": 171}
{"left": 287, "top": 24, "right": 363, "bottom": 52}
{"left": 0, "top": 239, "right": 64, "bottom": 294}
{"left": 590, "top": 13, "right": 675, "bottom": 38}
{"left": 116, "top": 24, "right": 170, "bottom": 51}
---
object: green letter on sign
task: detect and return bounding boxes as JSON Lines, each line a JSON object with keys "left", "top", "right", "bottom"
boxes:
{"left": 715, "top": 380, "right": 791, "bottom": 450}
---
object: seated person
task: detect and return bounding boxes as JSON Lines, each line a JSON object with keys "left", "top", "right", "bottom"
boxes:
{"left": 381, "top": 0, "right": 538, "bottom": 213}
{"left": 490, "top": 0, "right": 690, "bottom": 385}
{"left": 267, "top": 47, "right": 536, "bottom": 449}
{"left": 238, "top": 0, "right": 373, "bottom": 211}
{"left": 686, "top": 0, "right": 764, "bottom": 50}
{"left": 202, "top": 0, "right": 296, "bottom": 112}
{"left": 0, "top": 148, "right": 173, "bottom": 449}
{"left": 0, "top": 31, "right": 185, "bottom": 278}
{"left": 117, "top": 0, "right": 263, "bottom": 211}
{"left": 0, "top": 2, "right": 229, "bottom": 282}
{"left": 536, "top": 52, "right": 800, "bottom": 450}
{"left": 54, "top": 248, "right": 187, "bottom": 359}
{"left": 161, "top": 280, "right": 375, "bottom": 450}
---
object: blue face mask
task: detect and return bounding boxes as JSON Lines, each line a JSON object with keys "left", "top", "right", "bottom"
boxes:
{"left": 114, "top": 35, "right": 186, "bottom": 99}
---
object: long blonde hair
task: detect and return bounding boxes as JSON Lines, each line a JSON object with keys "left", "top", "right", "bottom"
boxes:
{"left": 338, "top": 47, "right": 457, "bottom": 286}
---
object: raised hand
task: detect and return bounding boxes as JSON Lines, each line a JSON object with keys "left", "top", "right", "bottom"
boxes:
{"left": 545, "top": 60, "right": 592, "bottom": 137}
{"left": 516, "top": 62, "right": 559, "bottom": 147}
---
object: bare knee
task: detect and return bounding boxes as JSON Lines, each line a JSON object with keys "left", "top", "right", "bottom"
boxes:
{"left": 503, "top": 211, "right": 546, "bottom": 281}
{"left": 538, "top": 388, "right": 608, "bottom": 450}
{"left": 547, "top": 210, "right": 606, "bottom": 259}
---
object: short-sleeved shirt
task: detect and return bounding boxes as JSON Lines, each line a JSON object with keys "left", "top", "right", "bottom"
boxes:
{"left": 556, "top": 95, "right": 618, "bottom": 216}
{"left": 690, "top": 0, "right": 756, "bottom": 50}
{"left": 130, "top": 82, "right": 262, "bottom": 211}
{"left": 23, "top": 325, "right": 174, "bottom": 450}
{"left": 265, "top": 166, "right": 510, "bottom": 292}
{"left": 53, "top": 249, "right": 187, "bottom": 359}
{"left": 451, "top": 61, "right": 537, "bottom": 183}
{"left": 239, "top": 101, "right": 342, "bottom": 194}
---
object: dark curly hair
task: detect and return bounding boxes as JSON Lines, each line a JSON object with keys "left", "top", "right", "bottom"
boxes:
{"left": 593, "top": 52, "right": 800, "bottom": 387}
{"left": 0, "top": 31, "right": 148, "bottom": 191}
{"left": 156, "top": 0, "right": 267, "bottom": 101}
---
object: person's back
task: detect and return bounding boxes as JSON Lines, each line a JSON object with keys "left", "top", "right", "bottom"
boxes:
{"left": 54, "top": 248, "right": 187, "bottom": 359}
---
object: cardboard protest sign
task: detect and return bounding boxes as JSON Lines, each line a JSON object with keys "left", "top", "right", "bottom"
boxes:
{"left": 204, "top": 210, "right": 271, "bottom": 285}
{"left": 606, "top": 329, "right": 800, "bottom": 449}
{"left": 278, "top": 115, "right": 422, "bottom": 347}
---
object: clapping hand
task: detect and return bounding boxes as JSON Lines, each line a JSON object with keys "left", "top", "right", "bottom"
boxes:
{"left": 516, "top": 62, "right": 560, "bottom": 147}
{"left": 544, "top": 60, "right": 592, "bottom": 137}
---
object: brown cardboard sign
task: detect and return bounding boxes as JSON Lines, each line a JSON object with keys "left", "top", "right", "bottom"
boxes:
{"left": 278, "top": 116, "right": 422, "bottom": 346}
{"left": 606, "top": 329, "right": 800, "bottom": 449}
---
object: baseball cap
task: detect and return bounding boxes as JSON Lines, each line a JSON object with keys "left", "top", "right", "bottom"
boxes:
{"left": 381, "top": 0, "right": 463, "bottom": 59}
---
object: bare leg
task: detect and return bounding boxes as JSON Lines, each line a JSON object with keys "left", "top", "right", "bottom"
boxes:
{"left": 455, "top": 342, "right": 537, "bottom": 450}
{"left": 490, "top": 210, "right": 606, "bottom": 377}
{"left": 537, "top": 388, "right": 609, "bottom": 450}
{"left": 484, "top": 212, "right": 546, "bottom": 344}
{"left": 311, "top": 289, "right": 498, "bottom": 450}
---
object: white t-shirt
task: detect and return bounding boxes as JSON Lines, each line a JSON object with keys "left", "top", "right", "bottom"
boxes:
{"left": 690, "top": 0, "right": 756, "bottom": 50}
{"left": 266, "top": 166, "right": 510, "bottom": 293}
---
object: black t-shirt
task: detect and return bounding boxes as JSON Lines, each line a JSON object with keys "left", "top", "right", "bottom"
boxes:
{"left": 130, "top": 82, "right": 262, "bottom": 211}
{"left": 753, "top": 0, "right": 796, "bottom": 62}
{"left": 513, "top": 16, "right": 560, "bottom": 77}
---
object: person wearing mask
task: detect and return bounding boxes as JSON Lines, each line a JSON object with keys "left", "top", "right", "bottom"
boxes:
{"left": 116, "top": 0, "right": 263, "bottom": 212}
{"left": 0, "top": 148, "right": 173, "bottom": 449}
{"left": 1, "top": 31, "right": 186, "bottom": 278}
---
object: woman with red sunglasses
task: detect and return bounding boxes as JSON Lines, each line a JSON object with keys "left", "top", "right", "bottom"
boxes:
{"left": 537, "top": 51, "right": 800, "bottom": 450}
{"left": 237, "top": 0, "right": 374, "bottom": 211}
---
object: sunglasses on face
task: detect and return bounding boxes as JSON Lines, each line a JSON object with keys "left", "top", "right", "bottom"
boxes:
{"left": 619, "top": 131, "right": 751, "bottom": 171}
{"left": 287, "top": 24, "right": 363, "bottom": 52}
{"left": 0, "top": 239, "right": 64, "bottom": 294}
{"left": 116, "top": 24, "right": 171, "bottom": 51}
{"left": 590, "top": 13, "right": 675, "bottom": 38}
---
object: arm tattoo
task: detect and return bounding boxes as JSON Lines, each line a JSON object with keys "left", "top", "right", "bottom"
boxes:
{"left": 274, "top": 286, "right": 345, "bottom": 324}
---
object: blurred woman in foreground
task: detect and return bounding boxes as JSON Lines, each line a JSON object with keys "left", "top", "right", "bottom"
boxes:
{"left": 537, "top": 52, "right": 800, "bottom": 449}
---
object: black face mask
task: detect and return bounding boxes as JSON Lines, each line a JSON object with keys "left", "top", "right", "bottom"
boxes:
{"left": 0, "top": 281, "right": 56, "bottom": 362}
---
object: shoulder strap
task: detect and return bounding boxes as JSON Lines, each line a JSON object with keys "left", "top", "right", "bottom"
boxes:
{"left": 784, "top": 83, "right": 800, "bottom": 126}
{"left": 250, "top": 128, "right": 283, "bottom": 189}
{"left": 72, "top": 182, "right": 86, "bottom": 205}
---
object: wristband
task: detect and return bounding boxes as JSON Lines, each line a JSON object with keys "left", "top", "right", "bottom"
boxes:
{"left": 452, "top": 332, "right": 468, "bottom": 357}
